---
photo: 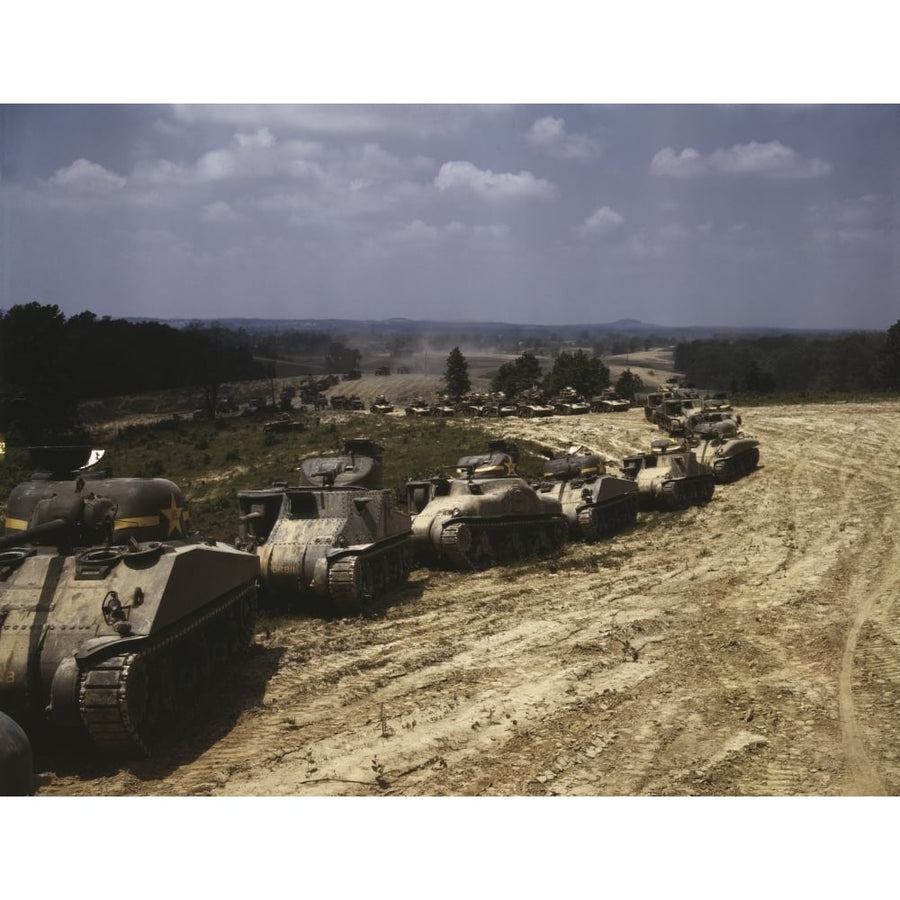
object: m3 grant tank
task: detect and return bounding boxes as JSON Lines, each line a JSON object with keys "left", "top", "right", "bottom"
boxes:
{"left": 0, "top": 446, "right": 259, "bottom": 758}
{"left": 535, "top": 446, "right": 639, "bottom": 541}
{"left": 236, "top": 438, "right": 412, "bottom": 615}
{"left": 621, "top": 439, "right": 715, "bottom": 510}
{"left": 406, "top": 439, "right": 568, "bottom": 568}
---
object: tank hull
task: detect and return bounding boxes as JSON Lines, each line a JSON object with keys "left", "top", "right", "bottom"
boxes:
{"left": 0, "top": 539, "right": 258, "bottom": 757}
{"left": 692, "top": 437, "right": 760, "bottom": 483}
{"left": 408, "top": 476, "right": 567, "bottom": 569}
{"left": 238, "top": 441, "right": 412, "bottom": 615}
{"left": 538, "top": 475, "right": 639, "bottom": 540}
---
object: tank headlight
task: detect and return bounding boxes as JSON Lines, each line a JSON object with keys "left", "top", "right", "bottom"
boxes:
{"left": 451, "top": 507, "right": 461, "bottom": 517}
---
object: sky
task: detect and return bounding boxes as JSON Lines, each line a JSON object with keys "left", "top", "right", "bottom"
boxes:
{"left": 1, "top": 13, "right": 898, "bottom": 333}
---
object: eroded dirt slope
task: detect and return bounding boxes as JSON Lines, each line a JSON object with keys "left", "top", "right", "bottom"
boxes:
{"left": 37, "top": 400, "right": 900, "bottom": 795}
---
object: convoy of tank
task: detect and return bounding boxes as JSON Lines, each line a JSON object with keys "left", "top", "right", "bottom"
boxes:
{"left": 1, "top": 381, "right": 760, "bottom": 779}
{"left": 0, "top": 445, "right": 259, "bottom": 765}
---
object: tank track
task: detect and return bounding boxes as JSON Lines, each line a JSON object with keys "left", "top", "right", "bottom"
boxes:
{"left": 437, "top": 516, "right": 568, "bottom": 569}
{"left": 575, "top": 493, "right": 639, "bottom": 541}
{"left": 713, "top": 447, "right": 759, "bottom": 483}
{"left": 326, "top": 539, "right": 412, "bottom": 617}
{"left": 77, "top": 582, "right": 257, "bottom": 757}
{"left": 660, "top": 475, "right": 715, "bottom": 509}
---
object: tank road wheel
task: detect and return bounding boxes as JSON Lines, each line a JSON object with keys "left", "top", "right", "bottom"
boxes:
{"left": 440, "top": 522, "right": 474, "bottom": 567}
{"left": 473, "top": 529, "right": 497, "bottom": 569}
{"left": 577, "top": 506, "right": 599, "bottom": 542}
{"left": 329, "top": 556, "right": 368, "bottom": 617}
{"left": 80, "top": 653, "right": 154, "bottom": 757}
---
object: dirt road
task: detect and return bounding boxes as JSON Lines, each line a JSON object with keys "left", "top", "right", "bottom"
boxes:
{"left": 36, "top": 400, "right": 900, "bottom": 796}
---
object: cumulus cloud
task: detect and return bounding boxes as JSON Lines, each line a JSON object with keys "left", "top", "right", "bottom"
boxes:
{"left": 171, "top": 104, "right": 476, "bottom": 139}
{"left": 651, "top": 141, "right": 831, "bottom": 179}
{"left": 434, "top": 160, "right": 556, "bottom": 199}
{"left": 46, "top": 158, "right": 126, "bottom": 193}
{"left": 526, "top": 115, "right": 598, "bottom": 160}
{"left": 200, "top": 201, "right": 241, "bottom": 223}
{"left": 578, "top": 205, "right": 624, "bottom": 238}
{"left": 385, "top": 219, "right": 508, "bottom": 244}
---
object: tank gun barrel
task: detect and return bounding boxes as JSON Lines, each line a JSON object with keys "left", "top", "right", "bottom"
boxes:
{"left": 0, "top": 517, "right": 68, "bottom": 550}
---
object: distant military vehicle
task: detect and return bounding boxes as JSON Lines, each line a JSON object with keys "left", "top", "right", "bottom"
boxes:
{"left": 406, "top": 440, "right": 567, "bottom": 568}
{"left": 551, "top": 387, "right": 591, "bottom": 415}
{"left": 0, "top": 445, "right": 258, "bottom": 758}
{"left": 237, "top": 438, "right": 411, "bottom": 615}
{"left": 263, "top": 413, "right": 305, "bottom": 433}
{"left": 590, "top": 389, "right": 630, "bottom": 413}
{"left": 369, "top": 394, "right": 394, "bottom": 414}
{"left": 405, "top": 397, "right": 432, "bottom": 417}
{"left": 515, "top": 390, "right": 554, "bottom": 418}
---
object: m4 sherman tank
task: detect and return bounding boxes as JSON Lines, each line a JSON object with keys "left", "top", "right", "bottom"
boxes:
{"left": 406, "top": 440, "right": 568, "bottom": 569}
{"left": 535, "top": 446, "right": 639, "bottom": 541}
{"left": 621, "top": 439, "right": 715, "bottom": 509}
{"left": 236, "top": 438, "right": 411, "bottom": 616}
{"left": 0, "top": 446, "right": 259, "bottom": 758}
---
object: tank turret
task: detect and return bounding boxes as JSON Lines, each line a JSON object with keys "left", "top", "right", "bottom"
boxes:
{"left": 237, "top": 438, "right": 412, "bottom": 615}
{"left": 0, "top": 447, "right": 259, "bottom": 758}
{"left": 534, "top": 446, "right": 639, "bottom": 540}
{"left": 406, "top": 440, "right": 568, "bottom": 568}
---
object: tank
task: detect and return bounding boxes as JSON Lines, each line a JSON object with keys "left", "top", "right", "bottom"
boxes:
{"left": 0, "top": 446, "right": 259, "bottom": 758}
{"left": 621, "top": 439, "right": 716, "bottom": 509}
{"left": 405, "top": 397, "right": 432, "bottom": 417}
{"left": 551, "top": 387, "right": 591, "bottom": 416}
{"left": 369, "top": 394, "right": 394, "bottom": 414}
{"left": 482, "top": 393, "right": 518, "bottom": 418}
{"left": 406, "top": 439, "right": 568, "bottom": 569}
{"left": 236, "top": 438, "right": 412, "bottom": 615}
{"left": 515, "top": 390, "right": 555, "bottom": 418}
{"left": 0, "top": 711, "right": 34, "bottom": 795}
{"left": 590, "top": 390, "right": 630, "bottom": 413}
{"left": 535, "top": 446, "right": 639, "bottom": 540}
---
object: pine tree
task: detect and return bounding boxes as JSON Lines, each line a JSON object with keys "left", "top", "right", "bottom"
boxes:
{"left": 444, "top": 346, "right": 471, "bottom": 399}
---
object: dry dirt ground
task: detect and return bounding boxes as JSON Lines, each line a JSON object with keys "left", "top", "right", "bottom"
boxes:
{"left": 35, "top": 398, "right": 900, "bottom": 797}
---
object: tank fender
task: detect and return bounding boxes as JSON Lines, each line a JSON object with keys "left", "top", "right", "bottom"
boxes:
{"left": 74, "top": 634, "right": 145, "bottom": 662}
{"left": 48, "top": 655, "right": 82, "bottom": 731}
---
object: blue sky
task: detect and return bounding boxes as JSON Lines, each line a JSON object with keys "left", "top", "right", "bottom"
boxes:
{"left": 1, "top": 14, "right": 897, "bottom": 332}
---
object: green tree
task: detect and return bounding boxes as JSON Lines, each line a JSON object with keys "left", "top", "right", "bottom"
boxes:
{"left": 878, "top": 319, "right": 900, "bottom": 390}
{"left": 443, "top": 346, "right": 471, "bottom": 399}
{"left": 543, "top": 350, "right": 610, "bottom": 397}
{"left": 615, "top": 368, "right": 646, "bottom": 402}
{"left": 0, "top": 302, "right": 83, "bottom": 444}
{"left": 491, "top": 351, "right": 543, "bottom": 397}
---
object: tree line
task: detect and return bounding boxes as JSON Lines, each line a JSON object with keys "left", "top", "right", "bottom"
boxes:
{"left": 0, "top": 303, "right": 264, "bottom": 444}
{"left": 674, "top": 323, "right": 900, "bottom": 395}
